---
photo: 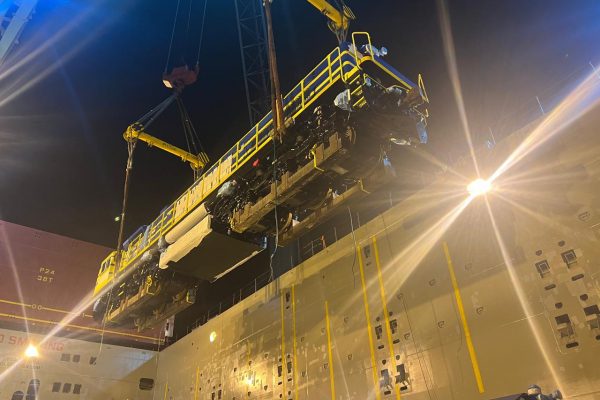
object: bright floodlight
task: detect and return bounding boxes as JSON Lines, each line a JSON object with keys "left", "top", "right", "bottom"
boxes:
{"left": 467, "top": 178, "right": 492, "bottom": 197}
{"left": 209, "top": 331, "right": 217, "bottom": 343}
{"left": 24, "top": 344, "right": 39, "bottom": 358}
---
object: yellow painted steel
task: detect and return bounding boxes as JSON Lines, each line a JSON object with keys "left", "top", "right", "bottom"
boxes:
{"left": 306, "top": 0, "right": 350, "bottom": 31}
{"left": 291, "top": 285, "right": 299, "bottom": 400}
{"left": 194, "top": 366, "right": 200, "bottom": 400}
{"left": 310, "top": 146, "right": 325, "bottom": 172}
{"left": 94, "top": 39, "right": 420, "bottom": 296}
{"left": 95, "top": 47, "right": 359, "bottom": 294}
{"left": 280, "top": 291, "right": 287, "bottom": 398}
{"left": 367, "top": 56, "right": 413, "bottom": 91}
{"left": 94, "top": 251, "right": 117, "bottom": 295}
{"left": 372, "top": 236, "right": 401, "bottom": 399}
{"left": 442, "top": 242, "right": 485, "bottom": 393}
{"left": 351, "top": 32, "right": 416, "bottom": 94}
{"left": 163, "top": 382, "right": 169, "bottom": 400}
{"left": 358, "top": 179, "right": 370, "bottom": 194}
{"left": 324, "top": 301, "right": 336, "bottom": 400}
{"left": 418, "top": 74, "right": 430, "bottom": 103}
{"left": 124, "top": 126, "right": 209, "bottom": 171}
{"left": 351, "top": 32, "right": 373, "bottom": 59}
{"left": 356, "top": 246, "right": 382, "bottom": 400}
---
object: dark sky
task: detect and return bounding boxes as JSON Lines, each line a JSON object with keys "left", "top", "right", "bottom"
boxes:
{"left": 1, "top": 0, "right": 599, "bottom": 247}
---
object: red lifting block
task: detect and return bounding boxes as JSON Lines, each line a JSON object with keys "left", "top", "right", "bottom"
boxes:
{"left": 162, "top": 65, "right": 199, "bottom": 91}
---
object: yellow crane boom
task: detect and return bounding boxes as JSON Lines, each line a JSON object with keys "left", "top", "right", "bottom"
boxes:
{"left": 306, "top": 0, "right": 354, "bottom": 31}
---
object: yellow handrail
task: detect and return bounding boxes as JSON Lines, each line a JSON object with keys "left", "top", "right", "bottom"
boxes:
{"left": 96, "top": 41, "right": 420, "bottom": 292}
{"left": 116, "top": 48, "right": 358, "bottom": 272}
{"left": 118, "top": 50, "right": 359, "bottom": 271}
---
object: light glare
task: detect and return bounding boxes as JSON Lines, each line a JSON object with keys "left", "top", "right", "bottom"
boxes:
{"left": 24, "top": 344, "right": 39, "bottom": 358}
{"left": 209, "top": 331, "right": 217, "bottom": 343}
{"left": 467, "top": 179, "right": 491, "bottom": 197}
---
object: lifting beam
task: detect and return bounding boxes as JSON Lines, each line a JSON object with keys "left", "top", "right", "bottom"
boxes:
{"left": 124, "top": 125, "right": 209, "bottom": 171}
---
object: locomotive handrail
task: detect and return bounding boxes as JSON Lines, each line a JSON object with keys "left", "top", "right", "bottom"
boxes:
{"left": 95, "top": 40, "right": 421, "bottom": 293}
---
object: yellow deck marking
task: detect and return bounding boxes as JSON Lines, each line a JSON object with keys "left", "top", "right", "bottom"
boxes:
{"left": 0, "top": 299, "right": 32, "bottom": 308}
{"left": 292, "top": 285, "right": 299, "bottom": 400}
{"left": 0, "top": 299, "right": 92, "bottom": 318}
{"left": 247, "top": 339, "right": 251, "bottom": 361}
{"left": 0, "top": 312, "right": 161, "bottom": 342}
{"left": 442, "top": 242, "right": 485, "bottom": 393}
{"left": 280, "top": 292, "right": 287, "bottom": 398}
{"left": 372, "top": 237, "right": 401, "bottom": 399}
{"left": 324, "top": 301, "right": 336, "bottom": 400}
{"left": 163, "top": 382, "right": 169, "bottom": 400}
{"left": 357, "top": 246, "right": 382, "bottom": 400}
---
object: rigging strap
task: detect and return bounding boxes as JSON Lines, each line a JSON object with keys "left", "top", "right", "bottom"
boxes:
{"left": 165, "top": 0, "right": 209, "bottom": 73}
{"left": 195, "top": 0, "right": 209, "bottom": 65}
{"left": 165, "top": 0, "right": 182, "bottom": 73}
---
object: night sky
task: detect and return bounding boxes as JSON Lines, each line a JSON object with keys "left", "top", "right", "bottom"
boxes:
{"left": 1, "top": 0, "right": 599, "bottom": 247}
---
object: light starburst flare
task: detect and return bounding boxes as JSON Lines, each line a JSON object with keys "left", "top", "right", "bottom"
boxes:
{"left": 467, "top": 178, "right": 492, "bottom": 197}
{"left": 24, "top": 344, "right": 39, "bottom": 358}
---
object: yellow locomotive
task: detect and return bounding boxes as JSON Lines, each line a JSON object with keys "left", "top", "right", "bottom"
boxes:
{"left": 93, "top": 33, "right": 429, "bottom": 331}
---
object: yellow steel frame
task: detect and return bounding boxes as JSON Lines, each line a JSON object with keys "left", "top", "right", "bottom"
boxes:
{"left": 94, "top": 40, "right": 421, "bottom": 294}
{"left": 124, "top": 126, "right": 210, "bottom": 171}
{"left": 94, "top": 251, "right": 117, "bottom": 295}
{"left": 351, "top": 32, "right": 413, "bottom": 90}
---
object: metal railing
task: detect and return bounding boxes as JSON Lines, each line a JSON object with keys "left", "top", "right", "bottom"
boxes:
{"left": 96, "top": 38, "right": 424, "bottom": 293}
{"left": 176, "top": 62, "right": 600, "bottom": 342}
{"left": 115, "top": 47, "right": 364, "bottom": 274}
{"left": 185, "top": 270, "right": 272, "bottom": 334}
{"left": 443, "top": 61, "right": 600, "bottom": 165}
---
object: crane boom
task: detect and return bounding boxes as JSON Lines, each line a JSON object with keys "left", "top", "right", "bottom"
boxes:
{"left": 0, "top": 0, "right": 38, "bottom": 65}
{"left": 306, "top": 0, "right": 352, "bottom": 31}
